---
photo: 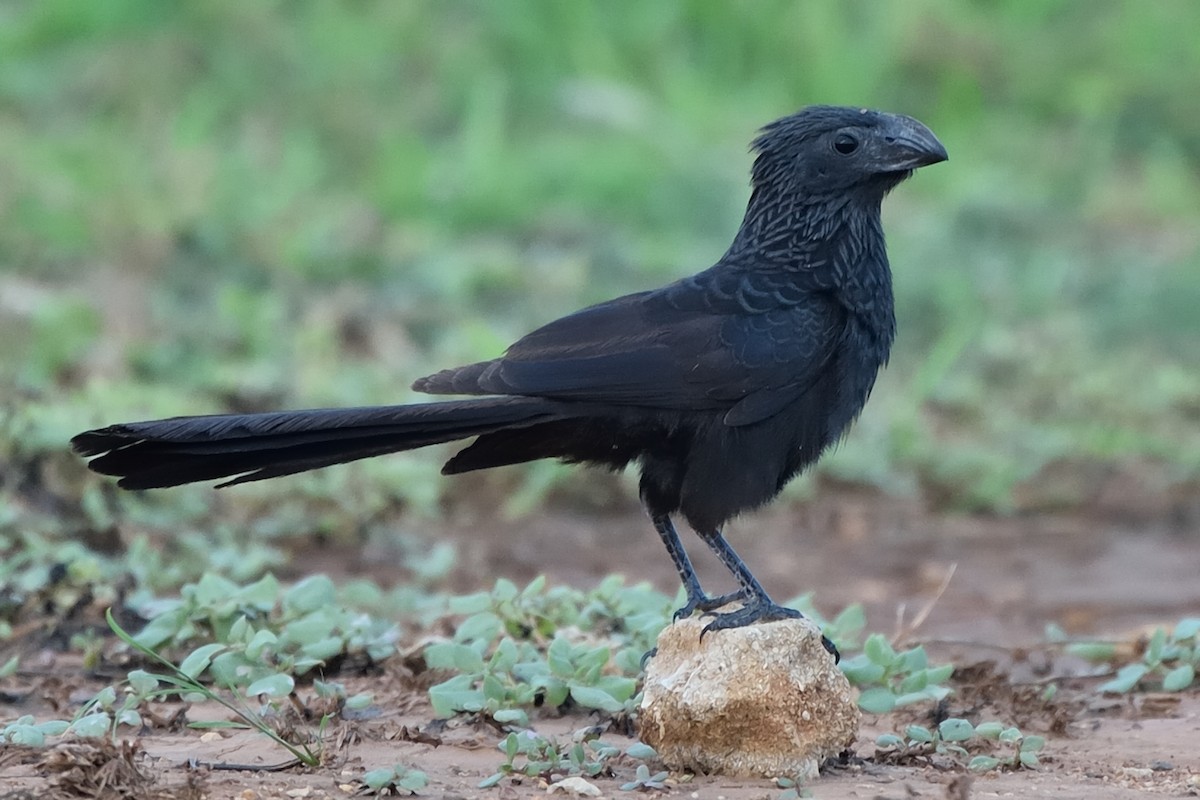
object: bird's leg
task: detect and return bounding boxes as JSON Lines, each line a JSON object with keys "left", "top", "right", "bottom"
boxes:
{"left": 651, "top": 514, "right": 745, "bottom": 621}
{"left": 697, "top": 528, "right": 840, "bottom": 662}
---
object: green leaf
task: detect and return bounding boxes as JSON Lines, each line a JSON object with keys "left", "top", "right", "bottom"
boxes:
{"left": 973, "top": 721, "right": 1004, "bottom": 740}
{"left": 133, "top": 608, "right": 188, "bottom": 649}
{"left": 192, "top": 573, "right": 241, "bottom": 608}
{"left": 938, "top": 718, "right": 974, "bottom": 742}
{"left": 1173, "top": 617, "right": 1200, "bottom": 641}
{"left": 6, "top": 725, "right": 44, "bottom": 746}
{"left": 924, "top": 663, "right": 955, "bottom": 683}
{"left": 968, "top": 755, "right": 1002, "bottom": 772}
{"left": 839, "top": 655, "right": 885, "bottom": 685}
{"left": 1019, "top": 751, "right": 1040, "bottom": 768}
{"left": 283, "top": 575, "right": 336, "bottom": 615}
{"left": 247, "top": 673, "right": 295, "bottom": 697}
{"left": 1020, "top": 735, "right": 1046, "bottom": 753}
{"left": 897, "top": 646, "right": 928, "bottom": 673}
{"left": 904, "top": 725, "right": 933, "bottom": 744}
{"left": 875, "top": 733, "right": 903, "bottom": 748}
{"left": 492, "top": 708, "right": 528, "bottom": 725}
{"left": 569, "top": 684, "right": 624, "bottom": 713}
{"left": 493, "top": 578, "right": 519, "bottom": 602}
{"left": 346, "top": 692, "right": 373, "bottom": 710}
{"left": 70, "top": 712, "right": 111, "bottom": 738}
{"left": 177, "top": 643, "right": 226, "bottom": 680}
{"left": 456, "top": 612, "right": 502, "bottom": 644}
{"left": 234, "top": 573, "right": 281, "bottom": 610}
{"left": 1146, "top": 627, "right": 1168, "bottom": 664}
{"left": 245, "top": 629, "right": 278, "bottom": 660}
{"left": 1098, "top": 662, "right": 1148, "bottom": 693}
{"left": 1162, "top": 663, "right": 1195, "bottom": 692}
{"left": 428, "top": 675, "right": 485, "bottom": 717}
{"left": 594, "top": 674, "right": 637, "bottom": 702}
{"left": 448, "top": 592, "right": 491, "bottom": 615}
{"left": 998, "top": 727, "right": 1022, "bottom": 744}
{"left": 857, "top": 687, "right": 896, "bottom": 714}
{"left": 899, "top": 669, "right": 929, "bottom": 693}
{"left": 300, "top": 635, "right": 346, "bottom": 662}
{"left": 625, "top": 743, "right": 657, "bottom": 760}
{"left": 362, "top": 768, "right": 396, "bottom": 790}
{"left": 1066, "top": 642, "right": 1118, "bottom": 661}
{"left": 35, "top": 720, "right": 70, "bottom": 736}
{"left": 479, "top": 773, "right": 505, "bottom": 788}
{"left": 863, "top": 634, "right": 896, "bottom": 666}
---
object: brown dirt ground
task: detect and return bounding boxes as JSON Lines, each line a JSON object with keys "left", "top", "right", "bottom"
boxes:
{"left": 2, "top": 486, "right": 1199, "bottom": 799}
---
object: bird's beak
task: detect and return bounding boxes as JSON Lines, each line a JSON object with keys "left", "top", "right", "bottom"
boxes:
{"left": 875, "top": 114, "right": 948, "bottom": 171}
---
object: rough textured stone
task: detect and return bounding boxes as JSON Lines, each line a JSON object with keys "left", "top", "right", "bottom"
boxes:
{"left": 638, "top": 615, "right": 859, "bottom": 780}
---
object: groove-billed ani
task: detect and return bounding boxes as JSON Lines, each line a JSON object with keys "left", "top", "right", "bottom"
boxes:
{"left": 73, "top": 106, "right": 946, "bottom": 654}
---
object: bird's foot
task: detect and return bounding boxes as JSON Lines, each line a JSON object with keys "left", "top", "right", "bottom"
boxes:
{"left": 672, "top": 589, "right": 746, "bottom": 622}
{"left": 700, "top": 601, "right": 840, "bottom": 663}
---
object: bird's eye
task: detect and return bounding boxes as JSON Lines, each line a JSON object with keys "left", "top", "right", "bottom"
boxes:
{"left": 832, "top": 133, "right": 859, "bottom": 155}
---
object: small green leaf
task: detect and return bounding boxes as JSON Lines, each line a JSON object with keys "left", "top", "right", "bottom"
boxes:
{"left": 245, "top": 629, "right": 278, "bottom": 659}
{"left": 857, "top": 687, "right": 896, "bottom": 714}
{"left": 246, "top": 673, "right": 295, "bottom": 698}
{"left": 899, "top": 669, "right": 929, "bottom": 693}
{"left": 875, "top": 733, "right": 903, "bottom": 748}
{"left": 179, "top": 643, "right": 226, "bottom": 679}
{"left": 840, "top": 656, "right": 885, "bottom": 685}
{"left": 1146, "top": 627, "right": 1168, "bottom": 664}
{"left": 479, "top": 772, "right": 505, "bottom": 788}
{"left": 938, "top": 718, "right": 974, "bottom": 742}
{"left": 1020, "top": 735, "right": 1046, "bottom": 753}
{"left": 1019, "top": 751, "right": 1040, "bottom": 768}
{"left": 284, "top": 575, "right": 336, "bottom": 615}
{"left": 904, "top": 725, "right": 933, "bottom": 744}
{"left": 6, "top": 725, "right": 44, "bottom": 746}
{"left": 1098, "top": 663, "right": 1148, "bottom": 693}
{"left": 1173, "top": 617, "right": 1200, "bottom": 641}
{"left": 1162, "top": 664, "right": 1195, "bottom": 692}
{"left": 93, "top": 685, "right": 118, "bottom": 709}
{"left": 1066, "top": 642, "right": 1118, "bottom": 661}
{"left": 492, "top": 708, "right": 528, "bottom": 725}
{"left": 625, "top": 742, "right": 657, "bottom": 760}
{"left": 362, "top": 768, "right": 395, "bottom": 790}
{"left": 569, "top": 684, "right": 624, "bottom": 713}
{"left": 346, "top": 692, "right": 373, "bottom": 710}
{"left": 447, "top": 592, "right": 491, "bottom": 615}
{"left": 924, "top": 663, "right": 955, "bottom": 683}
{"left": 968, "top": 755, "right": 1002, "bottom": 772}
{"left": 974, "top": 721, "right": 1004, "bottom": 740}
{"left": 998, "top": 727, "right": 1022, "bottom": 744}
{"left": 127, "top": 669, "right": 160, "bottom": 695}
{"left": 70, "top": 712, "right": 111, "bottom": 738}
{"left": 35, "top": 720, "right": 70, "bottom": 736}
{"left": 863, "top": 634, "right": 896, "bottom": 666}
{"left": 897, "top": 646, "right": 928, "bottom": 673}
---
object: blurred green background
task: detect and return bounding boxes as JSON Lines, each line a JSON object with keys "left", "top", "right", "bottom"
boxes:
{"left": 2, "top": 0, "right": 1198, "bottom": 527}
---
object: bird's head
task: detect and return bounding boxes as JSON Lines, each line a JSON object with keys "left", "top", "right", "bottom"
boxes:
{"left": 750, "top": 105, "right": 947, "bottom": 199}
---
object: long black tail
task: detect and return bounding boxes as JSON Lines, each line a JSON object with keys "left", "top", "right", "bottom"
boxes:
{"left": 71, "top": 397, "right": 563, "bottom": 490}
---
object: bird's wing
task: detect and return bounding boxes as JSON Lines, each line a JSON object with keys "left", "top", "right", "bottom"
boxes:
{"left": 413, "top": 269, "right": 846, "bottom": 425}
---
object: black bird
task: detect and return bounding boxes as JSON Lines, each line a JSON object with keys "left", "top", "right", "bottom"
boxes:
{"left": 73, "top": 106, "right": 946, "bottom": 652}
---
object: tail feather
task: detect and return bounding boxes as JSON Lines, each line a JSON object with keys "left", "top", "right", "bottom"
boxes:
{"left": 72, "top": 397, "right": 561, "bottom": 490}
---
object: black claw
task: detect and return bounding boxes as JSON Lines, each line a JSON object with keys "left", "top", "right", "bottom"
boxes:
{"left": 640, "top": 647, "right": 658, "bottom": 669}
{"left": 821, "top": 634, "right": 841, "bottom": 664}
{"left": 672, "top": 589, "right": 746, "bottom": 622}
{"left": 698, "top": 600, "right": 802, "bottom": 637}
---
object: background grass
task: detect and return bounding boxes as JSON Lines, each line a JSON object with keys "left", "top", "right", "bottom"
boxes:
{"left": 1, "top": 0, "right": 1198, "bottom": 548}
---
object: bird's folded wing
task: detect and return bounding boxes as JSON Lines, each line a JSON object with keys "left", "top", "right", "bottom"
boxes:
{"left": 414, "top": 273, "right": 845, "bottom": 424}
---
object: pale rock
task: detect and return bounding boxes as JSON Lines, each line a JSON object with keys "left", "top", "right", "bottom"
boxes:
{"left": 639, "top": 614, "right": 858, "bottom": 780}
